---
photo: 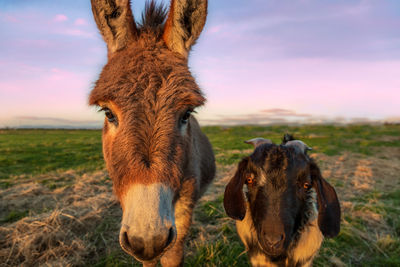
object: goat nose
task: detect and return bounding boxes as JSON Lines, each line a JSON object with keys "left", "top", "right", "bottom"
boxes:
{"left": 265, "top": 234, "right": 284, "bottom": 249}
{"left": 120, "top": 227, "right": 176, "bottom": 261}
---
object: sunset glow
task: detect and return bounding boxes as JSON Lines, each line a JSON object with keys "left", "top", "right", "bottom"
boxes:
{"left": 1, "top": 0, "right": 399, "bottom": 127}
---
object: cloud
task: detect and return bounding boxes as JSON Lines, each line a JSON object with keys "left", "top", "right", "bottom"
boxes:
{"left": 0, "top": 8, "right": 103, "bottom": 68}
{"left": 0, "top": 13, "right": 18, "bottom": 23}
{"left": 203, "top": 0, "right": 400, "bottom": 61}
{"left": 5, "top": 116, "right": 102, "bottom": 128}
{"left": 207, "top": 25, "right": 222, "bottom": 34}
{"left": 199, "top": 109, "right": 300, "bottom": 125}
{"left": 198, "top": 109, "right": 385, "bottom": 126}
{"left": 60, "top": 28, "right": 95, "bottom": 38}
{"left": 15, "top": 116, "right": 98, "bottom": 124}
{"left": 260, "top": 109, "right": 311, "bottom": 117}
{"left": 201, "top": 114, "right": 289, "bottom": 126}
{"left": 0, "top": 62, "right": 98, "bottom": 124}
{"left": 74, "top": 18, "right": 87, "bottom": 26}
{"left": 54, "top": 14, "right": 68, "bottom": 22}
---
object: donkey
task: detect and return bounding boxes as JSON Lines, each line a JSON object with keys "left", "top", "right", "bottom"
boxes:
{"left": 224, "top": 135, "right": 340, "bottom": 267}
{"left": 89, "top": 0, "right": 215, "bottom": 266}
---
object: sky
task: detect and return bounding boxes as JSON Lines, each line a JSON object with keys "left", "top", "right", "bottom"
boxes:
{"left": 0, "top": 0, "right": 399, "bottom": 127}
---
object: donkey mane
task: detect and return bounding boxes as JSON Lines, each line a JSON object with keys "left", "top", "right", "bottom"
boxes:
{"left": 138, "top": 1, "right": 167, "bottom": 33}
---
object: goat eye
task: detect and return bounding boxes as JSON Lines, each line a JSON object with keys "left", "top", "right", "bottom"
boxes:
{"left": 246, "top": 176, "right": 254, "bottom": 185}
{"left": 303, "top": 182, "right": 311, "bottom": 189}
{"left": 100, "top": 107, "right": 117, "bottom": 123}
{"left": 181, "top": 109, "right": 192, "bottom": 124}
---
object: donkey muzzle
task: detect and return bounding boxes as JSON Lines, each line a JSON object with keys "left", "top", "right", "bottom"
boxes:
{"left": 119, "top": 183, "right": 176, "bottom": 261}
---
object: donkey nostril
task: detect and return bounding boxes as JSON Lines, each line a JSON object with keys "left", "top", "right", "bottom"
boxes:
{"left": 121, "top": 231, "right": 145, "bottom": 256}
{"left": 119, "top": 226, "right": 175, "bottom": 259}
{"left": 123, "top": 231, "right": 131, "bottom": 248}
{"left": 165, "top": 227, "right": 175, "bottom": 248}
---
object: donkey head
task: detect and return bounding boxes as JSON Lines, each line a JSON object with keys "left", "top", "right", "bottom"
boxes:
{"left": 224, "top": 137, "right": 340, "bottom": 257}
{"left": 89, "top": 0, "right": 208, "bottom": 261}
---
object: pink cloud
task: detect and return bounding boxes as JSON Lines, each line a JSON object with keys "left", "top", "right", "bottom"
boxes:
{"left": 54, "top": 14, "right": 68, "bottom": 22}
{"left": 61, "top": 28, "right": 94, "bottom": 38}
{"left": 1, "top": 13, "right": 19, "bottom": 23}
{"left": 207, "top": 25, "right": 222, "bottom": 34}
{"left": 74, "top": 18, "right": 88, "bottom": 26}
{"left": 261, "top": 109, "right": 311, "bottom": 117}
{"left": 0, "top": 63, "right": 95, "bottom": 120}
{"left": 192, "top": 58, "right": 400, "bottom": 121}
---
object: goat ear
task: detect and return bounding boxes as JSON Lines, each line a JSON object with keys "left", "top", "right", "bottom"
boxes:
{"left": 163, "top": 0, "right": 207, "bottom": 58}
{"left": 223, "top": 158, "right": 249, "bottom": 221}
{"left": 310, "top": 160, "right": 341, "bottom": 237}
{"left": 91, "top": 0, "right": 137, "bottom": 56}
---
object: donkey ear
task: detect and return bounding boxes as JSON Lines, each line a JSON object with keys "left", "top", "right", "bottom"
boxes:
{"left": 310, "top": 160, "right": 341, "bottom": 238}
{"left": 91, "top": 0, "right": 138, "bottom": 56}
{"left": 223, "top": 158, "right": 249, "bottom": 221}
{"left": 163, "top": 0, "right": 207, "bottom": 58}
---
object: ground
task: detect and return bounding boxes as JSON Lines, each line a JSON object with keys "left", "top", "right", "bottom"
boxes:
{"left": 0, "top": 125, "right": 399, "bottom": 266}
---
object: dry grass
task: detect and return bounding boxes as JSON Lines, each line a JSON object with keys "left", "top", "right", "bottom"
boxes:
{"left": 0, "top": 171, "right": 121, "bottom": 267}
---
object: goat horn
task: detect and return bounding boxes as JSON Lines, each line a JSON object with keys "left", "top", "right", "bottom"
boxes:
{"left": 285, "top": 140, "right": 312, "bottom": 154}
{"left": 244, "top": 138, "right": 273, "bottom": 148}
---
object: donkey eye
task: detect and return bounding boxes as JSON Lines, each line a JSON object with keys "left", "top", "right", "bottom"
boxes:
{"left": 181, "top": 109, "right": 192, "bottom": 124}
{"left": 100, "top": 107, "right": 117, "bottom": 124}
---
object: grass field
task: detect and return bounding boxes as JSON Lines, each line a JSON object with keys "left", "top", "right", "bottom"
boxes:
{"left": 0, "top": 125, "right": 399, "bottom": 266}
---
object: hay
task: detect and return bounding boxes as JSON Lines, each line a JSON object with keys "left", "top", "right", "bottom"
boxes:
{"left": 0, "top": 171, "right": 120, "bottom": 267}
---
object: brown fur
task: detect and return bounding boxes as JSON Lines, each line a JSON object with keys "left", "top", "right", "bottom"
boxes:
{"left": 89, "top": 1, "right": 215, "bottom": 266}
{"left": 90, "top": 37, "right": 206, "bottom": 195}
{"left": 91, "top": 0, "right": 138, "bottom": 55}
{"left": 163, "top": 0, "right": 208, "bottom": 57}
{"left": 236, "top": 199, "right": 323, "bottom": 267}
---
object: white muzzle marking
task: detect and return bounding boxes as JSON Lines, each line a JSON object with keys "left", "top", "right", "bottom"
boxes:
{"left": 119, "top": 183, "right": 176, "bottom": 260}
{"left": 122, "top": 183, "right": 175, "bottom": 234}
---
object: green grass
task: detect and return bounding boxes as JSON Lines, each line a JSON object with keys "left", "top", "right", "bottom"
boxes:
{"left": 1, "top": 125, "right": 398, "bottom": 180}
{"left": 187, "top": 195, "right": 249, "bottom": 266}
{"left": 203, "top": 124, "right": 400, "bottom": 157}
{"left": 1, "top": 210, "right": 29, "bottom": 223}
{"left": 1, "top": 124, "right": 399, "bottom": 266}
{"left": 0, "top": 129, "right": 104, "bottom": 181}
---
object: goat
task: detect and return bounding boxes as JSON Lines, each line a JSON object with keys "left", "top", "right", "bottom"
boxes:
{"left": 224, "top": 135, "right": 341, "bottom": 267}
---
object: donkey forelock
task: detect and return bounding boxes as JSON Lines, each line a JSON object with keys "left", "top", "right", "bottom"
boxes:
{"left": 89, "top": 39, "right": 205, "bottom": 109}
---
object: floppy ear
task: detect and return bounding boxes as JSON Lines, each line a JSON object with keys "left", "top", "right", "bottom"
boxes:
{"left": 163, "top": 0, "right": 207, "bottom": 58}
{"left": 91, "top": 0, "right": 137, "bottom": 56}
{"left": 310, "top": 160, "right": 341, "bottom": 237}
{"left": 223, "top": 158, "right": 249, "bottom": 221}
